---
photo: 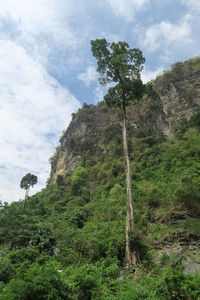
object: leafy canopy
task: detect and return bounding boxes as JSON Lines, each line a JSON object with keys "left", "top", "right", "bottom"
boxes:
{"left": 91, "top": 39, "right": 150, "bottom": 107}
{"left": 91, "top": 39, "right": 145, "bottom": 84}
{"left": 20, "top": 173, "right": 37, "bottom": 190}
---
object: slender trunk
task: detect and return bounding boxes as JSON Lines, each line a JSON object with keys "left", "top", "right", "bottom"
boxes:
{"left": 23, "top": 186, "right": 30, "bottom": 209}
{"left": 121, "top": 100, "right": 136, "bottom": 272}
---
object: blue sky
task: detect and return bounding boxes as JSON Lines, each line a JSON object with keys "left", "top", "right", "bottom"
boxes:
{"left": 0, "top": 0, "right": 199, "bottom": 203}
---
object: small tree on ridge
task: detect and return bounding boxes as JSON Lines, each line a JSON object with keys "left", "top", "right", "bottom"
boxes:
{"left": 20, "top": 173, "right": 37, "bottom": 208}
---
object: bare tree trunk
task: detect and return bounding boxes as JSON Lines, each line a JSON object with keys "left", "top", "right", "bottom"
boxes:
{"left": 23, "top": 186, "right": 30, "bottom": 209}
{"left": 121, "top": 101, "right": 136, "bottom": 273}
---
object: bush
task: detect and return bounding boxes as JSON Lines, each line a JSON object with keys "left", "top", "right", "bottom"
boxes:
{"left": 189, "top": 107, "right": 200, "bottom": 129}
{"left": 0, "top": 258, "right": 15, "bottom": 283}
{"left": 71, "top": 167, "right": 88, "bottom": 195}
{"left": 66, "top": 264, "right": 100, "bottom": 300}
{"left": 7, "top": 248, "right": 39, "bottom": 266}
{"left": 1, "top": 260, "right": 69, "bottom": 300}
{"left": 173, "top": 120, "right": 189, "bottom": 139}
{"left": 128, "top": 231, "right": 152, "bottom": 267}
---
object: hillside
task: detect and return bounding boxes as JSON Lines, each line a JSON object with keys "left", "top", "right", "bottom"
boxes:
{"left": 0, "top": 57, "right": 200, "bottom": 299}
{"left": 50, "top": 57, "right": 200, "bottom": 181}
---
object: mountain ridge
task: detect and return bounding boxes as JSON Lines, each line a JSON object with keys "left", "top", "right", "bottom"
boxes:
{"left": 50, "top": 57, "right": 200, "bottom": 181}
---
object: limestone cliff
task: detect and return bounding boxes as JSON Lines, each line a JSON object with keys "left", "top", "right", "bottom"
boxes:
{"left": 50, "top": 57, "right": 200, "bottom": 181}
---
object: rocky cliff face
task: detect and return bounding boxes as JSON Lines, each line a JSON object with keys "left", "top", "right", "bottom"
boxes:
{"left": 154, "top": 59, "right": 200, "bottom": 135}
{"left": 50, "top": 57, "right": 200, "bottom": 181}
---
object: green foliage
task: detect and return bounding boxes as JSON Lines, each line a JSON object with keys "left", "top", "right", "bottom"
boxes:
{"left": 114, "top": 265, "right": 200, "bottom": 300}
{"left": 31, "top": 225, "right": 56, "bottom": 254}
{"left": 182, "top": 218, "right": 200, "bottom": 235}
{"left": 128, "top": 230, "right": 152, "bottom": 266}
{"left": 189, "top": 107, "right": 200, "bottom": 129}
{"left": 91, "top": 38, "right": 147, "bottom": 109}
{"left": 156, "top": 56, "right": 200, "bottom": 100}
{"left": 1, "top": 260, "right": 69, "bottom": 300}
{"left": 49, "top": 145, "right": 61, "bottom": 164}
{"left": 56, "top": 174, "right": 65, "bottom": 187}
{"left": 91, "top": 39, "right": 145, "bottom": 85}
{"left": 0, "top": 258, "right": 15, "bottom": 283}
{"left": 160, "top": 252, "right": 170, "bottom": 266}
{"left": 20, "top": 173, "right": 37, "bottom": 191}
{"left": 66, "top": 264, "right": 100, "bottom": 300}
{"left": 71, "top": 166, "right": 88, "bottom": 196}
{"left": 7, "top": 248, "right": 39, "bottom": 266}
{"left": 20, "top": 173, "right": 38, "bottom": 207}
{"left": 68, "top": 207, "right": 88, "bottom": 228}
{"left": 173, "top": 119, "right": 189, "bottom": 139}
{"left": 1, "top": 101, "right": 200, "bottom": 298}
{"left": 104, "top": 80, "right": 145, "bottom": 108}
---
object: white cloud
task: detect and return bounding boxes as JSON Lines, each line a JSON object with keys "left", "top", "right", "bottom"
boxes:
{"left": 0, "top": 0, "right": 83, "bottom": 68}
{"left": 180, "top": 0, "right": 200, "bottom": 11}
{"left": 78, "top": 66, "right": 97, "bottom": 86}
{"left": 141, "top": 67, "right": 164, "bottom": 83}
{"left": 93, "top": 85, "right": 110, "bottom": 103}
{"left": 0, "top": 40, "right": 80, "bottom": 203}
{"left": 0, "top": 0, "right": 75, "bottom": 43}
{"left": 0, "top": 1, "right": 85, "bottom": 204}
{"left": 143, "top": 15, "right": 192, "bottom": 51}
{"left": 94, "top": 86, "right": 105, "bottom": 103}
{"left": 107, "top": 0, "right": 149, "bottom": 21}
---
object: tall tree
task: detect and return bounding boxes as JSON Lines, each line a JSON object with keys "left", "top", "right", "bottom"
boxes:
{"left": 20, "top": 173, "right": 37, "bottom": 208}
{"left": 91, "top": 39, "right": 153, "bottom": 273}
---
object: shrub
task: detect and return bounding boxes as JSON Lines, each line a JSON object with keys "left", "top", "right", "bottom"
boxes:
{"left": 71, "top": 167, "right": 88, "bottom": 196}
{"left": 1, "top": 260, "right": 69, "bottom": 300}
{"left": 7, "top": 248, "right": 39, "bottom": 266}
{"left": 0, "top": 258, "right": 15, "bottom": 283}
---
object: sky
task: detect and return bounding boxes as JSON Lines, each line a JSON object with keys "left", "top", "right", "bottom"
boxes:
{"left": 0, "top": 0, "right": 200, "bottom": 203}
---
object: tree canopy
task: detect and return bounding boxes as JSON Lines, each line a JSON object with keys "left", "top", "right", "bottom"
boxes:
{"left": 20, "top": 173, "right": 37, "bottom": 208}
{"left": 91, "top": 39, "right": 147, "bottom": 107}
{"left": 91, "top": 39, "right": 145, "bottom": 84}
{"left": 20, "top": 173, "right": 37, "bottom": 191}
{"left": 91, "top": 38, "right": 156, "bottom": 108}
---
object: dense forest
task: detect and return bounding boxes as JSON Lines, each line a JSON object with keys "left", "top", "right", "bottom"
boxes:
{"left": 0, "top": 57, "right": 200, "bottom": 299}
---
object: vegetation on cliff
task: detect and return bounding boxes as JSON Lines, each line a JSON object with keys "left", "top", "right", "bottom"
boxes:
{"left": 0, "top": 57, "right": 200, "bottom": 299}
{"left": 0, "top": 107, "right": 200, "bottom": 298}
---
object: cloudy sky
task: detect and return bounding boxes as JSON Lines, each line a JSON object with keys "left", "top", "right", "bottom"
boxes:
{"left": 0, "top": 0, "right": 199, "bottom": 203}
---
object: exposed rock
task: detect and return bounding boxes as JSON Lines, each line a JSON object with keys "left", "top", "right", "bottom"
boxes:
{"left": 50, "top": 58, "right": 200, "bottom": 181}
{"left": 163, "top": 229, "right": 200, "bottom": 247}
{"left": 163, "top": 211, "right": 199, "bottom": 225}
{"left": 183, "top": 255, "right": 200, "bottom": 274}
{"left": 153, "top": 226, "right": 200, "bottom": 273}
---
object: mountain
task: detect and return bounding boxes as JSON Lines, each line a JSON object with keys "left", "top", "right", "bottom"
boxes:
{"left": 0, "top": 57, "right": 200, "bottom": 299}
{"left": 50, "top": 57, "right": 200, "bottom": 181}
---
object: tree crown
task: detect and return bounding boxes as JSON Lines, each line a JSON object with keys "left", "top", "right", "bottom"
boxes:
{"left": 91, "top": 38, "right": 157, "bottom": 108}
{"left": 20, "top": 173, "right": 37, "bottom": 190}
{"left": 91, "top": 39, "right": 145, "bottom": 85}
